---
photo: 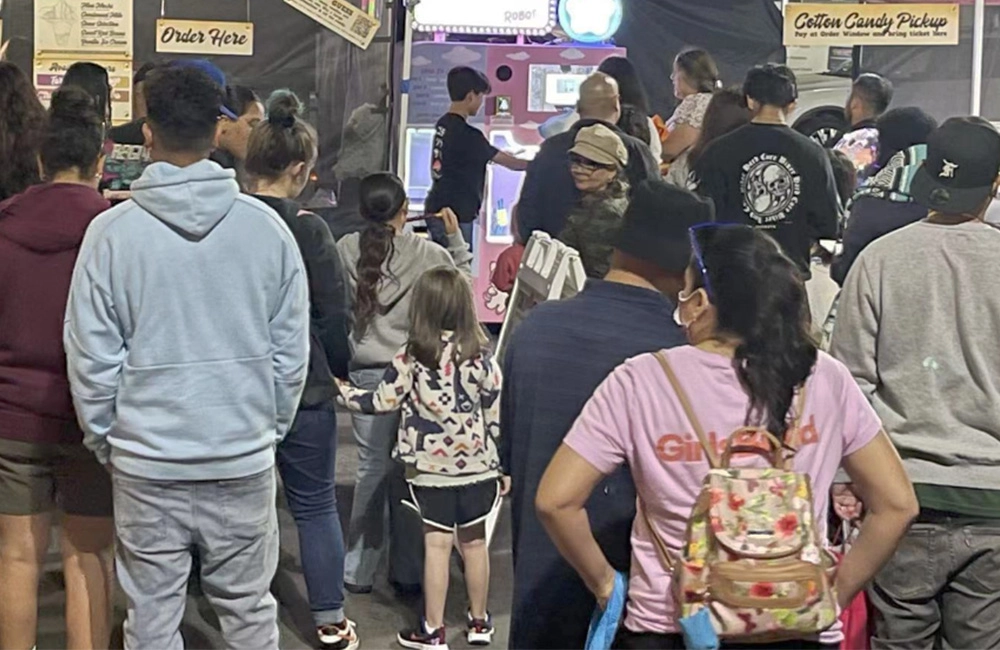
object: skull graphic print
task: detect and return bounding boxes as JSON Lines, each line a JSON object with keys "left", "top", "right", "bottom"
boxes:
{"left": 740, "top": 154, "right": 801, "bottom": 225}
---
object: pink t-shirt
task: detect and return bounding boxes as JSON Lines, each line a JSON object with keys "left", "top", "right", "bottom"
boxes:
{"left": 564, "top": 346, "right": 881, "bottom": 638}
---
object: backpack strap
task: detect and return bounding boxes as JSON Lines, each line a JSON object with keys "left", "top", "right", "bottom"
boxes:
{"left": 654, "top": 351, "right": 720, "bottom": 469}
{"left": 639, "top": 498, "right": 675, "bottom": 571}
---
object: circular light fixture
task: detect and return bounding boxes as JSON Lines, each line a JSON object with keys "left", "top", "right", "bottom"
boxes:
{"left": 558, "top": 0, "right": 623, "bottom": 43}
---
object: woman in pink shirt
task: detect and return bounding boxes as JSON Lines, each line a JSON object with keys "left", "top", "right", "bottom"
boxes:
{"left": 537, "top": 225, "right": 917, "bottom": 649}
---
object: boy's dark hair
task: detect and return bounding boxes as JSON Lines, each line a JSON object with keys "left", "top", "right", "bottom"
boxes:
{"left": 743, "top": 64, "right": 798, "bottom": 109}
{"left": 134, "top": 62, "right": 158, "bottom": 86}
{"left": 144, "top": 66, "right": 224, "bottom": 153}
{"left": 852, "top": 73, "right": 893, "bottom": 116}
{"left": 447, "top": 66, "right": 491, "bottom": 102}
{"left": 40, "top": 85, "right": 105, "bottom": 178}
{"left": 827, "top": 149, "right": 856, "bottom": 206}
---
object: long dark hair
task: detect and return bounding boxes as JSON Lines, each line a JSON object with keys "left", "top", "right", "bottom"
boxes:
{"left": 688, "top": 87, "right": 751, "bottom": 168}
{"left": 353, "top": 172, "right": 406, "bottom": 338}
{"left": 40, "top": 86, "right": 106, "bottom": 178}
{"left": 675, "top": 48, "right": 721, "bottom": 94}
{"left": 0, "top": 62, "right": 47, "bottom": 201}
{"left": 62, "top": 62, "right": 112, "bottom": 129}
{"left": 598, "top": 56, "right": 651, "bottom": 115}
{"left": 407, "top": 266, "right": 488, "bottom": 367}
{"left": 691, "top": 226, "right": 817, "bottom": 441}
{"left": 245, "top": 90, "right": 317, "bottom": 181}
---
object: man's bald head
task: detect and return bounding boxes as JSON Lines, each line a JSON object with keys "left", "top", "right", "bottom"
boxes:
{"left": 577, "top": 72, "right": 621, "bottom": 124}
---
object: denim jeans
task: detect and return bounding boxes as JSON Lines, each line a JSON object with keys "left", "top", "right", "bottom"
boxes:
{"left": 113, "top": 468, "right": 279, "bottom": 650}
{"left": 869, "top": 514, "right": 1000, "bottom": 649}
{"left": 344, "top": 368, "right": 423, "bottom": 587}
{"left": 427, "top": 217, "right": 476, "bottom": 254}
{"left": 277, "top": 405, "right": 345, "bottom": 627}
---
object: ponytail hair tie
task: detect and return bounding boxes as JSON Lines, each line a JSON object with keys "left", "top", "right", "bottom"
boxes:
{"left": 268, "top": 113, "right": 296, "bottom": 129}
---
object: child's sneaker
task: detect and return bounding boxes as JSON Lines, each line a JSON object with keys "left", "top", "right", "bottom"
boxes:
{"left": 397, "top": 619, "right": 448, "bottom": 650}
{"left": 466, "top": 611, "right": 495, "bottom": 646}
{"left": 318, "top": 619, "right": 359, "bottom": 650}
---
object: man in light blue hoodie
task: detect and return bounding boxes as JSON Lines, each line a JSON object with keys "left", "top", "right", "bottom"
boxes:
{"left": 64, "top": 65, "right": 309, "bottom": 650}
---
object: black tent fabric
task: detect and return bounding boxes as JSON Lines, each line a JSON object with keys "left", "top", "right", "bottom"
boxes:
{"left": 2, "top": 0, "right": 393, "bottom": 190}
{"left": 861, "top": 5, "right": 1000, "bottom": 122}
{"left": 615, "top": 0, "right": 783, "bottom": 118}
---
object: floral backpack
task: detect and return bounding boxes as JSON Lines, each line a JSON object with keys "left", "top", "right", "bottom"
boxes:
{"left": 647, "top": 351, "right": 838, "bottom": 644}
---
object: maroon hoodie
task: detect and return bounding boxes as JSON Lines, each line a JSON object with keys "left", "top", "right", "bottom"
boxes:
{"left": 0, "top": 183, "right": 110, "bottom": 445}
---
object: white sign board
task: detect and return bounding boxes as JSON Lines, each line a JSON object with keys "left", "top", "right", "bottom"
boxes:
{"left": 284, "top": 0, "right": 380, "bottom": 49}
{"left": 35, "top": 0, "right": 133, "bottom": 56}
{"left": 413, "top": 0, "right": 557, "bottom": 35}
{"left": 156, "top": 19, "right": 254, "bottom": 57}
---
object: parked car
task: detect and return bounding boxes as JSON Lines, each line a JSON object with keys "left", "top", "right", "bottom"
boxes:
{"left": 791, "top": 66, "right": 853, "bottom": 147}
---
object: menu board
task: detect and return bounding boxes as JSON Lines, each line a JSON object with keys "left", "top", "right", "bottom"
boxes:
{"left": 35, "top": 0, "right": 133, "bottom": 56}
{"left": 34, "top": 55, "right": 133, "bottom": 124}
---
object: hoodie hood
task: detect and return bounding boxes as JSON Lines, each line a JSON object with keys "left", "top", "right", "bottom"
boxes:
{"left": 130, "top": 159, "right": 239, "bottom": 239}
{"left": 0, "top": 183, "right": 110, "bottom": 254}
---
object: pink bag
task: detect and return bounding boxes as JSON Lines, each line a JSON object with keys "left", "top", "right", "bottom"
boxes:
{"left": 833, "top": 524, "right": 871, "bottom": 650}
{"left": 839, "top": 587, "right": 871, "bottom": 650}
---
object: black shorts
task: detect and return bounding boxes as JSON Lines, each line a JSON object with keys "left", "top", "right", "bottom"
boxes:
{"left": 403, "top": 479, "right": 500, "bottom": 531}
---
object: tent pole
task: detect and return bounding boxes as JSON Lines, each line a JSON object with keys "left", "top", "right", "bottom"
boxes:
{"left": 395, "top": 1, "right": 415, "bottom": 176}
{"left": 972, "top": 0, "right": 985, "bottom": 116}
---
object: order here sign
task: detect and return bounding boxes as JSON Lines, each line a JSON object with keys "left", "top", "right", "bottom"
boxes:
{"left": 783, "top": 3, "right": 960, "bottom": 46}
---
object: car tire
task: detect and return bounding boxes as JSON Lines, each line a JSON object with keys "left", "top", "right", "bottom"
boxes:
{"left": 794, "top": 112, "right": 847, "bottom": 148}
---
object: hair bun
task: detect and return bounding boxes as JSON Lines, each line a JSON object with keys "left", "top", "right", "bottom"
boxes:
{"left": 266, "top": 89, "right": 303, "bottom": 129}
{"left": 49, "top": 85, "right": 101, "bottom": 127}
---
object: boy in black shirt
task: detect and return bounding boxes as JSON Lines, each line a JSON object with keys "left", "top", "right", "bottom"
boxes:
{"left": 693, "top": 64, "right": 839, "bottom": 276}
{"left": 425, "top": 66, "right": 528, "bottom": 249}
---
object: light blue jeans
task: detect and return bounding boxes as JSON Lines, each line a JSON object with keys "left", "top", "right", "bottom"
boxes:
{"left": 113, "top": 468, "right": 279, "bottom": 650}
{"left": 344, "top": 368, "right": 423, "bottom": 587}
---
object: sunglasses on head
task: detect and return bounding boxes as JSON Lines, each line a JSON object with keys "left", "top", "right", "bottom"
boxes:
{"left": 569, "top": 153, "right": 616, "bottom": 172}
{"left": 688, "top": 223, "right": 752, "bottom": 300}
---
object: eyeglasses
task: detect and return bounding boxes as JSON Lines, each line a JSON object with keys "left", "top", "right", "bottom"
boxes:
{"left": 688, "top": 223, "right": 752, "bottom": 301}
{"left": 569, "top": 153, "right": 616, "bottom": 173}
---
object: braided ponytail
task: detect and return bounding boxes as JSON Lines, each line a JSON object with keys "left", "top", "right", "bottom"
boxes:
{"left": 353, "top": 173, "right": 407, "bottom": 338}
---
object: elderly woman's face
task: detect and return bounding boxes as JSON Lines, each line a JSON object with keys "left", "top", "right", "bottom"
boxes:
{"left": 570, "top": 153, "right": 618, "bottom": 193}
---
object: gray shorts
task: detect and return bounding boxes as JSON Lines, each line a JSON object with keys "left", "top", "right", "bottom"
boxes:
{"left": 0, "top": 438, "right": 112, "bottom": 517}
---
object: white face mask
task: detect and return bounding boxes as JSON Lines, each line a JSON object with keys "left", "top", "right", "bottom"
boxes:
{"left": 673, "top": 290, "right": 694, "bottom": 327}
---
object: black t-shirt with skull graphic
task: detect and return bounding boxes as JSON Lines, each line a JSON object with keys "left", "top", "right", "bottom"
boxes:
{"left": 692, "top": 123, "right": 841, "bottom": 276}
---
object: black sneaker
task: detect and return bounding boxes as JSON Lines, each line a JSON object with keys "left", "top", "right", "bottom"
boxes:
{"left": 466, "top": 611, "right": 494, "bottom": 646}
{"left": 318, "top": 619, "right": 359, "bottom": 650}
{"left": 397, "top": 619, "right": 448, "bottom": 650}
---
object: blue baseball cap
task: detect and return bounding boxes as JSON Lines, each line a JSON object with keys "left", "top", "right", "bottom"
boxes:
{"left": 169, "top": 59, "right": 238, "bottom": 119}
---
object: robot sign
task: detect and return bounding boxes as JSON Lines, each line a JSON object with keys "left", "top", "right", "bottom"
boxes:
{"left": 412, "top": 0, "right": 557, "bottom": 36}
